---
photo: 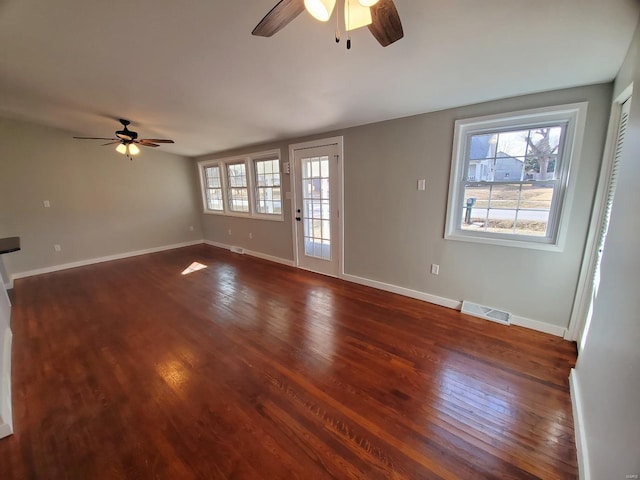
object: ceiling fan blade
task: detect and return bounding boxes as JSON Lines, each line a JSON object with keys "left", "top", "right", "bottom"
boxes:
{"left": 139, "top": 139, "right": 174, "bottom": 144}
{"left": 100, "top": 141, "right": 121, "bottom": 146}
{"left": 368, "top": 0, "right": 404, "bottom": 47}
{"left": 137, "top": 140, "right": 160, "bottom": 147}
{"left": 252, "top": 0, "right": 305, "bottom": 37}
{"left": 73, "top": 136, "right": 118, "bottom": 140}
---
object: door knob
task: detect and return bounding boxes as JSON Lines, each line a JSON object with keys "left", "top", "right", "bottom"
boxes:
{"left": 295, "top": 217, "right": 301, "bottom": 221}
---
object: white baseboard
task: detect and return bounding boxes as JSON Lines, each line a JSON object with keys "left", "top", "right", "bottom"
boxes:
{"left": 0, "top": 326, "right": 13, "bottom": 439}
{"left": 569, "top": 369, "right": 590, "bottom": 480}
{"left": 7, "top": 238, "right": 568, "bottom": 338}
{"left": 203, "top": 240, "right": 295, "bottom": 267}
{"left": 9, "top": 240, "right": 204, "bottom": 287}
{"left": 510, "top": 314, "right": 567, "bottom": 337}
{"left": 341, "top": 273, "right": 463, "bottom": 310}
{"left": 341, "top": 273, "right": 566, "bottom": 337}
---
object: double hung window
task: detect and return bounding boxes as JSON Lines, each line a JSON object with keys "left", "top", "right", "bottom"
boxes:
{"left": 198, "top": 150, "right": 283, "bottom": 220}
{"left": 203, "top": 165, "right": 223, "bottom": 211}
{"left": 445, "top": 103, "right": 587, "bottom": 250}
{"left": 254, "top": 157, "right": 282, "bottom": 215}
{"left": 227, "top": 162, "right": 249, "bottom": 213}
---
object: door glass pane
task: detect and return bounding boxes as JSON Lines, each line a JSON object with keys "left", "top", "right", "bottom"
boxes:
{"left": 302, "top": 156, "right": 331, "bottom": 261}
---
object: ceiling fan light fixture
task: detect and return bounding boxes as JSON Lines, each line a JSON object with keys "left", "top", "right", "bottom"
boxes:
{"left": 304, "top": 0, "right": 336, "bottom": 22}
{"left": 116, "top": 143, "right": 127, "bottom": 155}
{"left": 345, "top": 0, "right": 372, "bottom": 31}
{"left": 358, "top": 0, "right": 379, "bottom": 6}
{"left": 128, "top": 143, "right": 140, "bottom": 156}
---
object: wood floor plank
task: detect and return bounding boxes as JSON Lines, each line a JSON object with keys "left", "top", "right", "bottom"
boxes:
{"left": 0, "top": 244, "right": 578, "bottom": 479}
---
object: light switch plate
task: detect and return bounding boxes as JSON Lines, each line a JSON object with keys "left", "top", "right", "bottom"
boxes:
{"left": 417, "top": 179, "right": 426, "bottom": 191}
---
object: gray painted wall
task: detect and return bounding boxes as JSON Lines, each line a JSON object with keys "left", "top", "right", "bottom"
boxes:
{"left": 197, "top": 140, "right": 295, "bottom": 262}
{"left": 574, "top": 17, "right": 640, "bottom": 479}
{"left": 198, "top": 83, "right": 612, "bottom": 330}
{"left": 0, "top": 118, "right": 203, "bottom": 282}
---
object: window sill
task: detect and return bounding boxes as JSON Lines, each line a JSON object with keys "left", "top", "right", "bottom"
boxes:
{"left": 202, "top": 210, "right": 284, "bottom": 222}
{"left": 444, "top": 230, "right": 564, "bottom": 252}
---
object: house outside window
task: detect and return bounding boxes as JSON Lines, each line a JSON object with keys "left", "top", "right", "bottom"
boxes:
{"left": 445, "top": 103, "right": 588, "bottom": 251}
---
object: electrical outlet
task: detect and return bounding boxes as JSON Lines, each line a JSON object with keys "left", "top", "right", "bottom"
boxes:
{"left": 189, "top": 225, "right": 194, "bottom": 232}
{"left": 54, "top": 244, "right": 61, "bottom": 252}
{"left": 431, "top": 264, "right": 439, "bottom": 275}
{"left": 228, "top": 229, "right": 232, "bottom": 235}
{"left": 249, "top": 232, "right": 253, "bottom": 239}
{"left": 43, "top": 200, "right": 51, "bottom": 208}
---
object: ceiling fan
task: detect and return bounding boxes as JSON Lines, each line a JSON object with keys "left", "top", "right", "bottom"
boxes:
{"left": 73, "top": 119, "right": 175, "bottom": 159}
{"left": 252, "top": 0, "right": 403, "bottom": 49}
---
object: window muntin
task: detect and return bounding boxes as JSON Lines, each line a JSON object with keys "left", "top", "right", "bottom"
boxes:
{"left": 197, "top": 149, "right": 283, "bottom": 220}
{"left": 226, "top": 162, "right": 250, "bottom": 213}
{"left": 203, "top": 165, "right": 224, "bottom": 211}
{"left": 253, "top": 158, "right": 282, "bottom": 215}
{"left": 301, "top": 155, "right": 332, "bottom": 260}
{"left": 445, "top": 103, "right": 587, "bottom": 250}
{"left": 460, "top": 125, "right": 566, "bottom": 237}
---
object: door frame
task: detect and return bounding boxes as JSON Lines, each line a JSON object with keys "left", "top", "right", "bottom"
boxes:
{"left": 289, "top": 136, "right": 344, "bottom": 277}
{"left": 566, "top": 83, "right": 633, "bottom": 349}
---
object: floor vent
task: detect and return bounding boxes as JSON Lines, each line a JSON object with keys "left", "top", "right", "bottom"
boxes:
{"left": 461, "top": 301, "right": 511, "bottom": 325}
{"left": 230, "top": 246, "right": 245, "bottom": 254}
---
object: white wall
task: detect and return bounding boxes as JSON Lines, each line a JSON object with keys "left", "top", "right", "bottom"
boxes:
{"left": 572, "top": 17, "right": 640, "bottom": 480}
{"left": 0, "top": 118, "right": 204, "bottom": 283}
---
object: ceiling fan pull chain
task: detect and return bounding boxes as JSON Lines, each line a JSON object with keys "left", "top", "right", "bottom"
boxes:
{"left": 335, "top": 1, "right": 341, "bottom": 43}
{"left": 346, "top": 0, "right": 351, "bottom": 49}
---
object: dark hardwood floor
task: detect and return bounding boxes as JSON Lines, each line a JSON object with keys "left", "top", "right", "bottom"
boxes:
{"left": 0, "top": 244, "right": 578, "bottom": 479}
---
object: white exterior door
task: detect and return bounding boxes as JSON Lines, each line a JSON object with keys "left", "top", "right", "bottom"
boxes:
{"left": 291, "top": 138, "right": 342, "bottom": 277}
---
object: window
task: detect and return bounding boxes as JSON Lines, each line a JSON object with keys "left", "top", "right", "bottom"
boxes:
{"left": 253, "top": 157, "right": 282, "bottom": 215}
{"left": 197, "top": 149, "right": 283, "bottom": 220}
{"left": 301, "top": 155, "right": 331, "bottom": 260}
{"left": 445, "top": 103, "right": 587, "bottom": 250}
{"left": 226, "top": 162, "right": 250, "bottom": 213}
{"left": 203, "top": 165, "right": 223, "bottom": 211}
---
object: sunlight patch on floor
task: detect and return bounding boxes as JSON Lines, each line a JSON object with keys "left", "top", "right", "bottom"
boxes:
{"left": 181, "top": 261, "right": 207, "bottom": 275}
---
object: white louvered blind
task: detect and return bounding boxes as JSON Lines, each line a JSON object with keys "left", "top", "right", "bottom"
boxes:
{"left": 591, "top": 98, "right": 631, "bottom": 296}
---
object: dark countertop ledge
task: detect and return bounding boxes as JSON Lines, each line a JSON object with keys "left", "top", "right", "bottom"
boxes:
{"left": 0, "top": 237, "right": 20, "bottom": 255}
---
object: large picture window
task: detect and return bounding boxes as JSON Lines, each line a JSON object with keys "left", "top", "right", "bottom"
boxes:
{"left": 197, "top": 149, "right": 283, "bottom": 220}
{"left": 445, "top": 103, "right": 587, "bottom": 250}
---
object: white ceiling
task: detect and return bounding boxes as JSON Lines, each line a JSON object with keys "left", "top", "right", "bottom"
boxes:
{"left": 1, "top": 0, "right": 638, "bottom": 157}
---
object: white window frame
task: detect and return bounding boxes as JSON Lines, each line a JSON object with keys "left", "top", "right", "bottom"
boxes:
{"left": 445, "top": 103, "right": 588, "bottom": 251}
{"left": 202, "top": 164, "right": 224, "bottom": 212}
{"left": 197, "top": 149, "right": 283, "bottom": 221}
{"left": 252, "top": 153, "right": 283, "bottom": 218}
{"left": 225, "top": 160, "right": 251, "bottom": 215}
